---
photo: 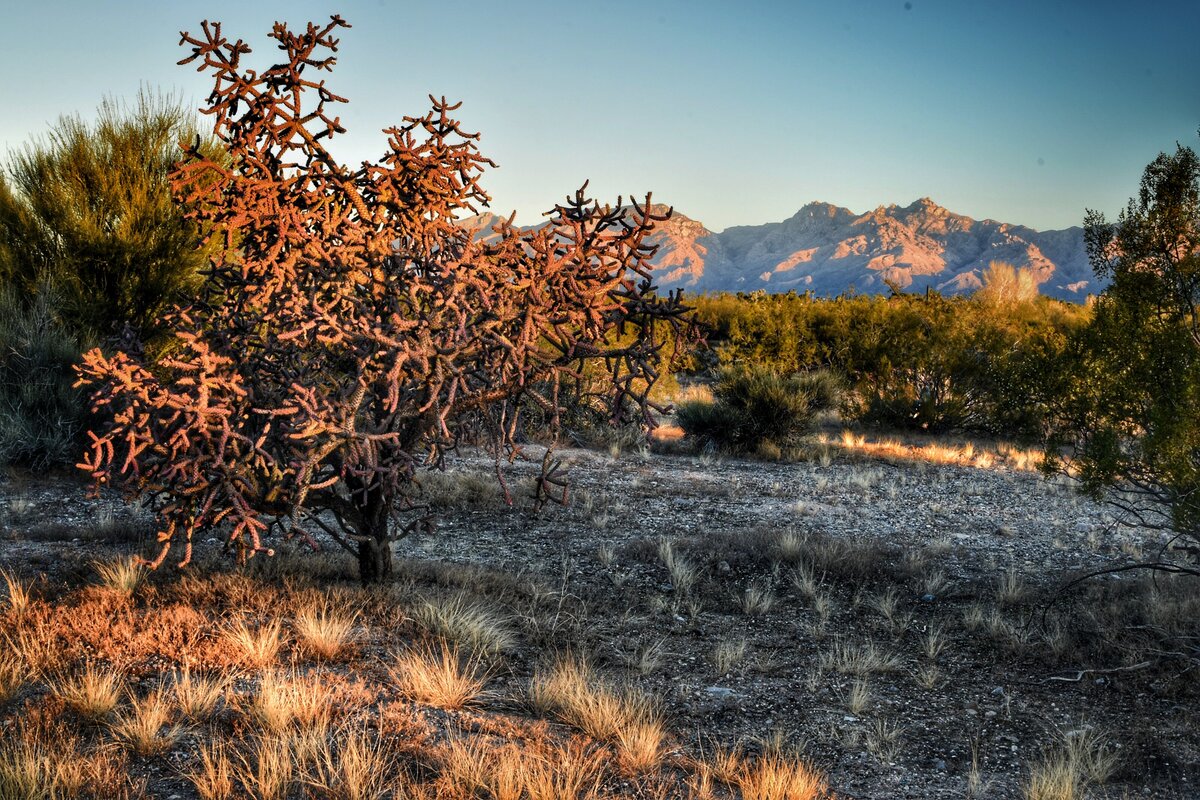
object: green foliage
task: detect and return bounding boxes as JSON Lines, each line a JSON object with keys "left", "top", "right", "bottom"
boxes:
{"left": 0, "top": 90, "right": 221, "bottom": 342}
{"left": 676, "top": 366, "right": 840, "bottom": 452}
{"left": 1051, "top": 140, "right": 1200, "bottom": 543}
{"left": 0, "top": 283, "right": 86, "bottom": 470}
{"left": 688, "top": 288, "right": 1089, "bottom": 439}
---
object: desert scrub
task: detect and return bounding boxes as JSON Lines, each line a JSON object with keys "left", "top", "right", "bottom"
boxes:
{"left": 676, "top": 365, "right": 839, "bottom": 453}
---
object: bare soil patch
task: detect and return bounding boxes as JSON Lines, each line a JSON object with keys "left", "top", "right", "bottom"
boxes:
{"left": 0, "top": 435, "right": 1196, "bottom": 798}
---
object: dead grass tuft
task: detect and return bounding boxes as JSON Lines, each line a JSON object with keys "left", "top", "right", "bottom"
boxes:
{"left": 438, "top": 738, "right": 604, "bottom": 800}
{"left": 0, "top": 569, "right": 31, "bottom": 618}
{"left": 110, "top": 690, "right": 182, "bottom": 756}
{"left": 528, "top": 657, "right": 666, "bottom": 773}
{"left": 389, "top": 640, "right": 487, "bottom": 710}
{"left": 172, "top": 666, "right": 227, "bottom": 719}
{"left": 234, "top": 735, "right": 295, "bottom": 800}
{"left": 222, "top": 618, "right": 284, "bottom": 669}
{"left": 305, "top": 724, "right": 396, "bottom": 800}
{"left": 729, "top": 753, "right": 825, "bottom": 800}
{"left": 819, "top": 639, "right": 903, "bottom": 677}
{"left": 92, "top": 557, "right": 144, "bottom": 596}
{"left": 250, "top": 670, "right": 333, "bottom": 733}
{"left": 412, "top": 593, "right": 515, "bottom": 655}
{"left": 186, "top": 741, "right": 235, "bottom": 800}
{"left": 52, "top": 662, "right": 124, "bottom": 720}
{"left": 294, "top": 603, "right": 357, "bottom": 661}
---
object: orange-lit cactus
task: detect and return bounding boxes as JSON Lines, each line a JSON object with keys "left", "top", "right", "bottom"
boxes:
{"left": 76, "top": 16, "right": 687, "bottom": 583}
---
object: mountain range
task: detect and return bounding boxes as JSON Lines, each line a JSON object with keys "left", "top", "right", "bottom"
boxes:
{"left": 463, "top": 198, "right": 1098, "bottom": 301}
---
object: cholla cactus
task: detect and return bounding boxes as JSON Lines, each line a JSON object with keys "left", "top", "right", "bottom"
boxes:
{"left": 76, "top": 16, "right": 688, "bottom": 583}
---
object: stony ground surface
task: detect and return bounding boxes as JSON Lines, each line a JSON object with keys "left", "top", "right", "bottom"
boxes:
{"left": 1, "top": 433, "right": 1197, "bottom": 799}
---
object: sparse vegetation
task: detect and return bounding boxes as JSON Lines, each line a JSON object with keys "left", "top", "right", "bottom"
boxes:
{"left": 0, "top": 12, "right": 1192, "bottom": 800}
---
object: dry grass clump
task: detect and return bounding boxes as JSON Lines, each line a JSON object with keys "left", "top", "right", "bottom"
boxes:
{"left": 416, "top": 469, "right": 505, "bottom": 510}
{"left": 52, "top": 662, "right": 124, "bottom": 720}
{"left": 736, "top": 752, "right": 829, "bottom": 800}
{"left": 739, "top": 581, "right": 776, "bottom": 616}
{"left": 389, "top": 640, "right": 487, "bottom": 709}
{"left": 234, "top": 735, "right": 295, "bottom": 800}
{"left": 187, "top": 742, "right": 235, "bottom": 800}
{"left": 0, "top": 653, "right": 24, "bottom": 704}
{"left": 222, "top": 618, "right": 284, "bottom": 669}
{"left": 712, "top": 638, "right": 748, "bottom": 676}
{"left": 1024, "top": 728, "right": 1120, "bottom": 800}
{"left": 0, "top": 739, "right": 88, "bottom": 800}
{"left": 0, "top": 569, "right": 31, "bottom": 618}
{"left": 819, "top": 639, "right": 903, "bottom": 677}
{"left": 172, "top": 666, "right": 227, "bottom": 719}
{"left": 250, "top": 670, "right": 333, "bottom": 733}
{"left": 110, "top": 690, "right": 182, "bottom": 756}
{"left": 294, "top": 603, "right": 357, "bottom": 661}
{"left": 305, "top": 724, "right": 396, "bottom": 800}
{"left": 529, "top": 657, "right": 666, "bottom": 773}
{"left": 412, "top": 593, "right": 515, "bottom": 655}
{"left": 438, "top": 738, "right": 605, "bottom": 800}
{"left": 829, "top": 429, "right": 1044, "bottom": 472}
{"left": 692, "top": 743, "right": 828, "bottom": 800}
{"left": 92, "top": 557, "right": 144, "bottom": 596}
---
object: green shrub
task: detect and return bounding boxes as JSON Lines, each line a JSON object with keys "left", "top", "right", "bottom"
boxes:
{"left": 0, "top": 283, "right": 86, "bottom": 470}
{"left": 0, "top": 89, "right": 223, "bottom": 343}
{"left": 688, "top": 290, "right": 1089, "bottom": 440}
{"left": 677, "top": 366, "right": 839, "bottom": 452}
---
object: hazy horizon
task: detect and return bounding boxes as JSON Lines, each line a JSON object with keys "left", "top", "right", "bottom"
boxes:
{"left": 2, "top": 0, "right": 1197, "bottom": 232}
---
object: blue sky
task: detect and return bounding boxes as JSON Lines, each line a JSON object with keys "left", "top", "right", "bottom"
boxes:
{"left": 2, "top": 0, "right": 1197, "bottom": 231}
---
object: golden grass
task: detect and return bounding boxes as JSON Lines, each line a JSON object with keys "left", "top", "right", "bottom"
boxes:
{"left": 0, "top": 653, "right": 23, "bottom": 704}
{"left": 1025, "top": 754, "right": 1079, "bottom": 800}
{"left": 172, "top": 666, "right": 227, "bottom": 719}
{"left": 304, "top": 724, "right": 395, "bottom": 800}
{"left": 222, "top": 618, "right": 284, "bottom": 669}
{"left": 234, "top": 735, "right": 294, "bottom": 800}
{"left": 389, "top": 641, "right": 487, "bottom": 709}
{"left": 0, "top": 569, "right": 31, "bottom": 618}
{"left": 828, "top": 429, "right": 1044, "bottom": 472}
{"left": 437, "top": 738, "right": 604, "bottom": 800}
{"left": 294, "top": 603, "right": 357, "bottom": 661}
{"left": 250, "top": 670, "right": 333, "bottom": 733}
{"left": 92, "top": 557, "right": 144, "bottom": 596}
{"left": 412, "top": 593, "right": 515, "bottom": 655}
{"left": 52, "top": 662, "right": 124, "bottom": 720}
{"left": 187, "top": 742, "right": 235, "bottom": 800}
{"left": 110, "top": 690, "right": 182, "bottom": 756}
{"left": 0, "top": 738, "right": 88, "bottom": 800}
{"left": 528, "top": 657, "right": 666, "bottom": 774}
{"left": 1025, "top": 728, "right": 1120, "bottom": 800}
{"left": 736, "top": 752, "right": 829, "bottom": 800}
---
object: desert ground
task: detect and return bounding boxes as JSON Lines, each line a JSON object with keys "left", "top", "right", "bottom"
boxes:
{"left": 0, "top": 429, "right": 1196, "bottom": 799}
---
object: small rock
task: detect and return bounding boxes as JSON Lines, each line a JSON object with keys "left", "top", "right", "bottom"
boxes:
{"left": 920, "top": 593, "right": 936, "bottom": 603}
{"left": 704, "top": 686, "right": 738, "bottom": 701}
{"left": 934, "top": 759, "right": 947, "bottom": 771}
{"left": 991, "top": 686, "right": 1005, "bottom": 696}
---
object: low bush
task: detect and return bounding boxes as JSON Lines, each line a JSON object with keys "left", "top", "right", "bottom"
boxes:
{"left": 677, "top": 366, "right": 839, "bottom": 452}
{"left": 0, "top": 284, "right": 86, "bottom": 471}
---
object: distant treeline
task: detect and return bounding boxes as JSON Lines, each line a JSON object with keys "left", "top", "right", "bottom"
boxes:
{"left": 680, "top": 267, "right": 1091, "bottom": 439}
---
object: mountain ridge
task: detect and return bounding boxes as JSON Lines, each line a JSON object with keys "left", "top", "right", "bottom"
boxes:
{"left": 462, "top": 198, "right": 1097, "bottom": 301}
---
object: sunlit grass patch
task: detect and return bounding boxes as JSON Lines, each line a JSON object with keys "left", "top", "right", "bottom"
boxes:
{"left": 222, "top": 618, "right": 284, "bottom": 669}
{"left": 52, "top": 662, "right": 123, "bottom": 720}
{"left": 294, "top": 603, "right": 357, "bottom": 661}
{"left": 389, "top": 640, "right": 487, "bottom": 710}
